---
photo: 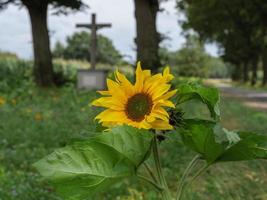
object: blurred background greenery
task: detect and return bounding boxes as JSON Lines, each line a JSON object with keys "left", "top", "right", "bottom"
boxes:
{"left": 1, "top": 0, "right": 267, "bottom": 199}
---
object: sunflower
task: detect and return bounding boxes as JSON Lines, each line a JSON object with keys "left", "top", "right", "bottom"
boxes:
{"left": 91, "top": 62, "right": 177, "bottom": 130}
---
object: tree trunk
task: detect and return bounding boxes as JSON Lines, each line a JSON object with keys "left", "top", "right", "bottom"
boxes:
{"left": 232, "top": 64, "right": 241, "bottom": 81}
{"left": 25, "top": 2, "right": 54, "bottom": 87}
{"left": 262, "top": 47, "right": 267, "bottom": 86}
{"left": 251, "top": 58, "right": 258, "bottom": 86}
{"left": 242, "top": 61, "right": 249, "bottom": 83}
{"left": 134, "top": 0, "right": 160, "bottom": 71}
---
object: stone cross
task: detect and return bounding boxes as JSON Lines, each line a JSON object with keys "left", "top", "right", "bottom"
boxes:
{"left": 76, "top": 13, "right": 112, "bottom": 70}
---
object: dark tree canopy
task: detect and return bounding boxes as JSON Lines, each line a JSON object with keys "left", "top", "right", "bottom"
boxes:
{"left": 0, "top": 0, "right": 85, "bottom": 10}
{"left": 178, "top": 0, "right": 267, "bottom": 84}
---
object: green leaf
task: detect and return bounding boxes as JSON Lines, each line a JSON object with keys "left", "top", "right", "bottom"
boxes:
{"left": 176, "top": 83, "right": 220, "bottom": 120}
{"left": 178, "top": 119, "right": 267, "bottom": 164}
{"left": 178, "top": 119, "right": 224, "bottom": 163}
{"left": 217, "top": 131, "right": 267, "bottom": 162}
{"left": 33, "top": 126, "right": 153, "bottom": 199}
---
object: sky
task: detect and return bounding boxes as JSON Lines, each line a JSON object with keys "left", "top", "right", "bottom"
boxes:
{"left": 0, "top": 0, "right": 218, "bottom": 62}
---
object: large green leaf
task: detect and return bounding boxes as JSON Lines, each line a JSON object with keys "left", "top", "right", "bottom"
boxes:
{"left": 178, "top": 119, "right": 267, "bottom": 164}
{"left": 178, "top": 119, "right": 225, "bottom": 163}
{"left": 176, "top": 83, "right": 220, "bottom": 120}
{"left": 217, "top": 131, "right": 267, "bottom": 162}
{"left": 33, "top": 126, "right": 153, "bottom": 199}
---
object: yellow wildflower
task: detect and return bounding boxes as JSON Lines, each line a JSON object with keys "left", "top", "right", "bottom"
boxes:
{"left": 0, "top": 96, "right": 6, "bottom": 107}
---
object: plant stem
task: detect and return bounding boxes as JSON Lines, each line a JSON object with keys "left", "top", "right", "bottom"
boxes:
{"left": 152, "top": 136, "right": 172, "bottom": 200}
{"left": 137, "top": 174, "right": 163, "bottom": 192}
{"left": 189, "top": 164, "right": 210, "bottom": 183}
{"left": 177, "top": 163, "right": 210, "bottom": 200}
{"left": 176, "top": 155, "right": 200, "bottom": 200}
{"left": 144, "top": 162, "right": 158, "bottom": 183}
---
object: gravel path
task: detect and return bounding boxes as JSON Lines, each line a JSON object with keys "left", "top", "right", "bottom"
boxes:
{"left": 206, "top": 79, "right": 267, "bottom": 111}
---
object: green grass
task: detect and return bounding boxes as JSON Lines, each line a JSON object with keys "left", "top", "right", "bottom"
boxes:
{"left": 1, "top": 85, "right": 267, "bottom": 200}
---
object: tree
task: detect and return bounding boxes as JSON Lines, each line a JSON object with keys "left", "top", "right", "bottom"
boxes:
{"left": 0, "top": 0, "right": 86, "bottom": 87}
{"left": 134, "top": 0, "right": 160, "bottom": 71}
{"left": 160, "top": 35, "right": 229, "bottom": 78}
{"left": 173, "top": 35, "right": 211, "bottom": 77}
{"left": 53, "top": 41, "right": 65, "bottom": 59}
{"left": 178, "top": 0, "right": 267, "bottom": 85}
{"left": 53, "top": 31, "right": 122, "bottom": 65}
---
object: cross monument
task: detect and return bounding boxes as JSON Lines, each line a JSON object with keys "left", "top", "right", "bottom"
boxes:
{"left": 76, "top": 13, "right": 112, "bottom": 70}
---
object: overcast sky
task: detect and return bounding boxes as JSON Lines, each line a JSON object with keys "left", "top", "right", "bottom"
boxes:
{"left": 0, "top": 0, "right": 217, "bottom": 62}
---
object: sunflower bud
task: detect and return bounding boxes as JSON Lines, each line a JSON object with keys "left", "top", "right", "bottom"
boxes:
{"left": 157, "top": 108, "right": 185, "bottom": 142}
{"left": 169, "top": 108, "right": 184, "bottom": 128}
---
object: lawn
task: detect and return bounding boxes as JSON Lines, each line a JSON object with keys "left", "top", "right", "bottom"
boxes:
{"left": 0, "top": 83, "right": 267, "bottom": 200}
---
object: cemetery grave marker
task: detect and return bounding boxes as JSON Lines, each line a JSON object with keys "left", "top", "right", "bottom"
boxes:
{"left": 76, "top": 13, "right": 111, "bottom": 90}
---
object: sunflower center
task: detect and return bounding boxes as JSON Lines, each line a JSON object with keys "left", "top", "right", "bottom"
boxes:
{"left": 125, "top": 93, "right": 153, "bottom": 122}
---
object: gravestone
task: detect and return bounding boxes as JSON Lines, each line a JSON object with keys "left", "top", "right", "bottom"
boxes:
{"left": 77, "top": 69, "right": 108, "bottom": 90}
{"left": 76, "top": 13, "right": 112, "bottom": 90}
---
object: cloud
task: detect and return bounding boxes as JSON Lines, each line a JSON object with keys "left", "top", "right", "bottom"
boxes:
{"left": 0, "top": 0, "right": 217, "bottom": 61}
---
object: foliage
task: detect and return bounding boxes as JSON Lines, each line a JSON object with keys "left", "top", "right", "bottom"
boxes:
{"left": 0, "top": 57, "right": 76, "bottom": 89}
{"left": 177, "top": 0, "right": 267, "bottom": 83}
{"left": 179, "top": 119, "right": 267, "bottom": 163}
{"left": 176, "top": 83, "right": 220, "bottom": 120}
{"left": 1, "top": 74, "right": 267, "bottom": 199}
{"left": 53, "top": 31, "right": 122, "bottom": 65}
{"left": 160, "top": 36, "right": 230, "bottom": 78}
{"left": 32, "top": 66, "right": 267, "bottom": 200}
{"left": 53, "top": 60, "right": 78, "bottom": 86}
{"left": 34, "top": 126, "right": 153, "bottom": 199}
{"left": 174, "top": 47, "right": 209, "bottom": 77}
{"left": 0, "top": 58, "right": 33, "bottom": 94}
{"left": 207, "top": 57, "right": 231, "bottom": 78}
{"left": 0, "top": 57, "right": 132, "bottom": 88}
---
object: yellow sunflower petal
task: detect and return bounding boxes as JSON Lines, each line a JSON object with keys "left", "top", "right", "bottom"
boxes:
{"left": 115, "top": 70, "right": 135, "bottom": 96}
{"left": 135, "top": 62, "right": 151, "bottom": 93}
{"left": 106, "top": 79, "right": 127, "bottom": 101}
{"left": 135, "top": 62, "right": 143, "bottom": 91}
{"left": 143, "top": 70, "right": 151, "bottom": 80}
{"left": 149, "top": 111, "right": 169, "bottom": 121}
{"left": 97, "top": 90, "right": 110, "bottom": 96}
{"left": 149, "top": 120, "right": 173, "bottom": 130}
{"left": 107, "top": 79, "right": 120, "bottom": 92}
{"left": 91, "top": 97, "right": 124, "bottom": 110}
{"left": 150, "top": 84, "right": 171, "bottom": 100}
{"left": 156, "top": 100, "right": 175, "bottom": 108}
{"left": 139, "top": 119, "right": 153, "bottom": 129}
{"left": 163, "top": 66, "right": 174, "bottom": 82}
{"left": 155, "top": 89, "right": 177, "bottom": 101}
{"left": 144, "top": 74, "right": 165, "bottom": 94}
{"left": 152, "top": 106, "right": 169, "bottom": 117}
{"left": 95, "top": 109, "right": 127, "bottom": 122}
{"left": 146, "top": 115, "right": 156, "bottom": 123}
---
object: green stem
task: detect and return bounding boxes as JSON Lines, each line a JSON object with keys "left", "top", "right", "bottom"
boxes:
{"left": 152, "top": 136, "right": 172, "bottom": 200}
{"left": 177, "top": 163, "right": 210, "bottom": 200}
{"left": 189, "top": 164, "right": 210, "bottom": 183}
{"left": 144, "top": 162, "right": 158, "bottom": 183}
{"left": 176, "top": 155, "right": 200, "bottom": 200}
{"left": 137, "top": 174, "right": 163, "bottom": 192}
